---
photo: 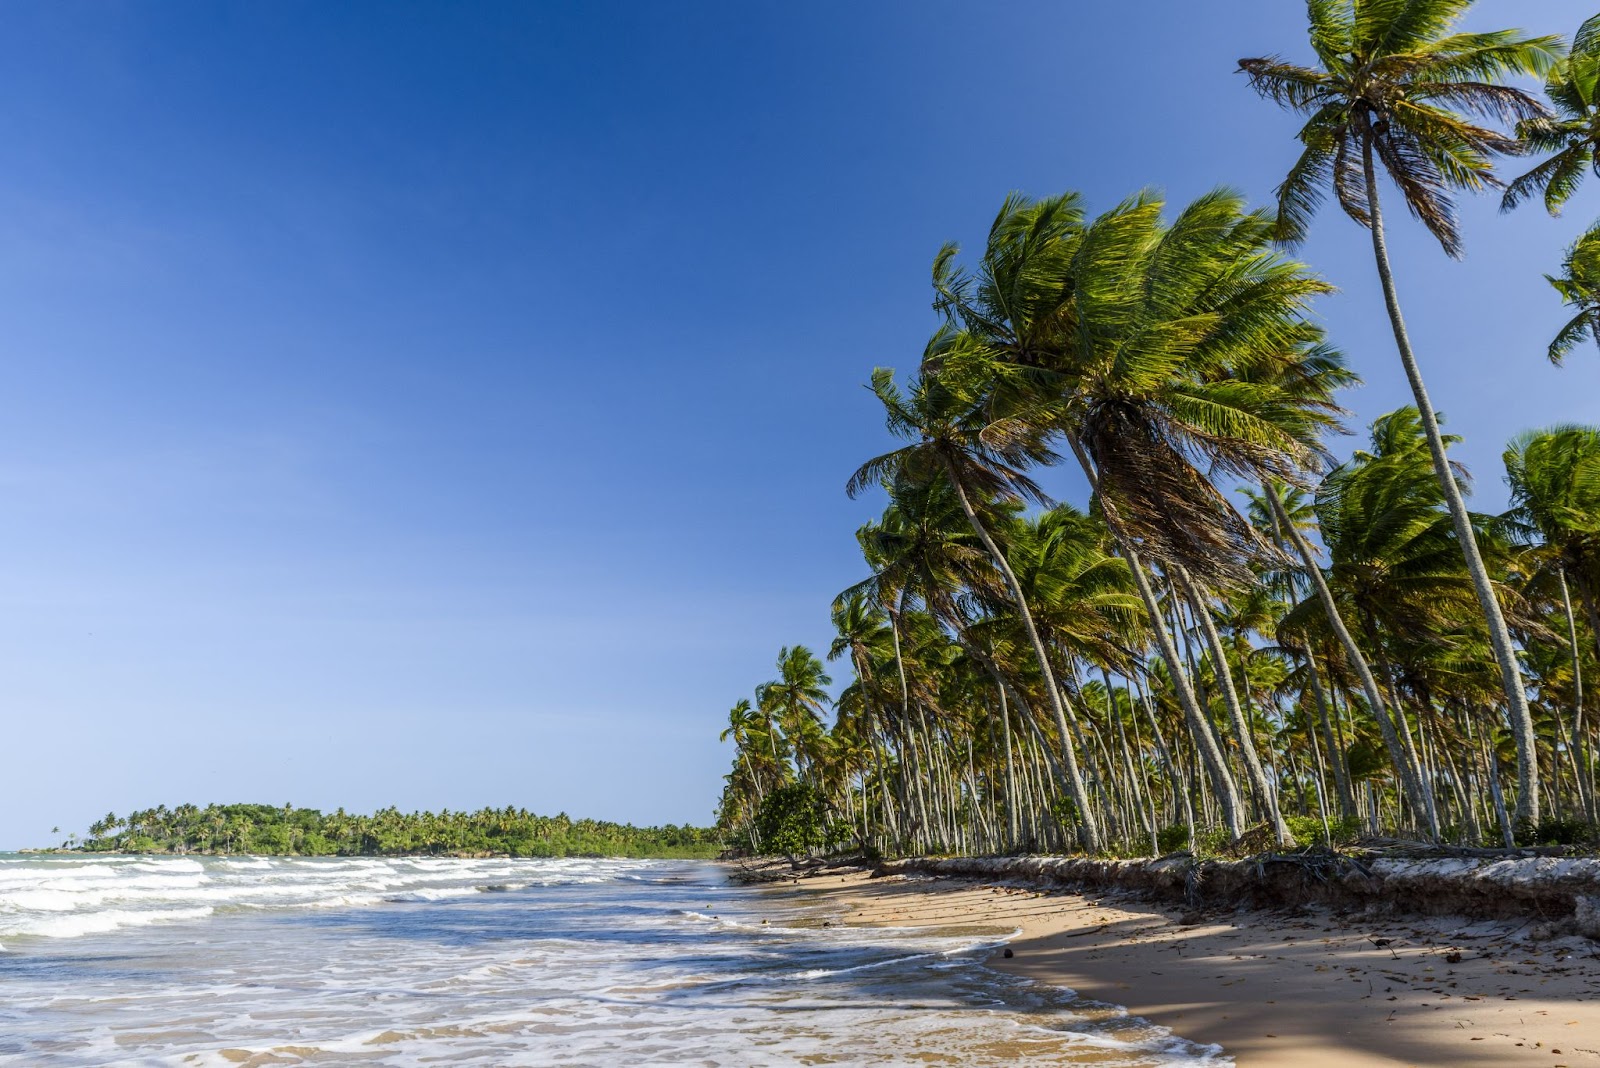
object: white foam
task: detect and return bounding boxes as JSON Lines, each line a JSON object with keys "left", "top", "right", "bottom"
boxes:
{"left": 0, "top": 856, "right": 1227, "bottom": 1067}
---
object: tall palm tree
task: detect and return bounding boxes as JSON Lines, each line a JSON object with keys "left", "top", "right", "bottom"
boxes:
{"left": 848, "top": 362, "right": 1105, "bottom": 851}
{"left": 1294, "top": 407, "right": 1522, "bottom": 835}
{"left": 1504, "top": 13, "right": 1600, "bottom": 214}
{"left": 935, "top": 188, "right": 1346, "bottom": 843}
{"left": 1251, "top": 479, "right": 1428, "bottom": 829}
{"left": 1504, "top": 423, "right": 1600, "bottom": 678}
{"left": 758, "top": 646, "right": 833, "bottom": 783}
{"left": 1240, "top": 1, "right": 1559, "bottom": 827}
{"left": 721, "top": 699, "right": 767, "bottom": 804}
{"left": 1545, "top": 221, "right": 1600, "bottom": 365}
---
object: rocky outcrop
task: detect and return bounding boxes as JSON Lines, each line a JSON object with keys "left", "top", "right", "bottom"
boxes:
{"left": 877, "top": 852, "right": 1600, "bottom": 931}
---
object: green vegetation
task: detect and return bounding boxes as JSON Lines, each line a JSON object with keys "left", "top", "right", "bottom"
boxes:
{"left": 748, "top": 783, "right": 840, "bottom": 862}
{"left": 67, "top": 804, "right": 721, "bottom": 858}
{"left": 716, "top": 2, "right": 1600, "bottom": 862}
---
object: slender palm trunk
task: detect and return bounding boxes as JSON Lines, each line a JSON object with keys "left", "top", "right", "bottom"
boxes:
{"left": 1360, "top": 132, "right": 1538, "bottom": 828}
{"left": 1263, "top": 487, "right": 1436, "bottom": 835}
{"left": 1557, "top": 567, "right": 1593, "bottom": 822}
{"left": 1067, "top": 439, "right": 1245, "bottom": 840}
{"left": 887, "top": 607, "right": 933, "bottom": 851}
{"left": 941, "top": 457, "right": 1102, "bottom": 852}
{"left": 999, "top": 680, "right": 1020, "bottom": 849}
{"left": 1175, "top": 567, "right": 1293, "bottom": 845}
{"left": 1134, "top": 673, "right": 1194, "bottom": 849}
{"left": 1303, "top": 652, "right": 1356, "bottom": 820}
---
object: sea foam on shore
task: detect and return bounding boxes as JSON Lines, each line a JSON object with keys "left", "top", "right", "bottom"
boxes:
{"left": 0, "top": 854, "right": 1226, "bottom": 1066}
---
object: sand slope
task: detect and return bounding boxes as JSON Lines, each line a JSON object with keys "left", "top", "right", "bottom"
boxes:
{"left": 773, "top": 870, "right": 1600, "bottom": 1067}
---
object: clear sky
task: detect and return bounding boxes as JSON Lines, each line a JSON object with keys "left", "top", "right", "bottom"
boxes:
{"left": 2, "top": 1, "right": 1598, "bottom": 848}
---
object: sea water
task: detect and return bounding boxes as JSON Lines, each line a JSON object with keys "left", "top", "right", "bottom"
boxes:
{"left": 0, "top": 853, "right": 1228, "bottom": 1066}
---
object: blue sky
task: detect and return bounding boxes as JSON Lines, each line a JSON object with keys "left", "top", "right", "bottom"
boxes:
{"left": 2, "top": 1, "right": 1598, "bottom": 847}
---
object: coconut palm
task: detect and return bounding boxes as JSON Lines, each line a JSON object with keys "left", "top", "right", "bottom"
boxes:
{"left": 1505, "top": 424, "right": 1600, "bottom": 820}
{"left": 935, "top": 188, "right": 1347, "bottom": 843}
{"left": 1504, "top": 14, "right": 1600, "bottom": 214}
{"left": 847, "top": 361, "right": 1105, "bottom": 851}
{"left": 1240, "top": 0, "right": 1558, "bottom": 826}
{"left": 1545, "top": 221, "right": 1600, "bottom": 365}
{"left": 758, "top": 646, "right": 833, "bottom": 784}
{"left": 1504, "top": 424, "right": 1600, "bottom": 660}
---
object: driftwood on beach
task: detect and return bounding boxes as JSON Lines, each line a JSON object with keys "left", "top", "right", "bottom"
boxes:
{"left": 878, "top": 852, "right": 1600, "bottom": 938}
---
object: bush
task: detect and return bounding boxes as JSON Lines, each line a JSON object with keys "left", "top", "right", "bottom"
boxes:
{"left": 1517, "top": 817, "right": 1595, "bottom": 847}
{"left": 752, "top": 783, "right": 832, "bottom": 860}
{"left": 1156, "top": 824, "right": 1190, "bottom": 853}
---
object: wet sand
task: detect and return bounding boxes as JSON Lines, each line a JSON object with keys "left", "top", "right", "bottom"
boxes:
{"left": 764, "top": 869, "right": 1600, "bottom": 1067}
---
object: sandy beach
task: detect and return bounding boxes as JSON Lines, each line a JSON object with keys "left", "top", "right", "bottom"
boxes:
{"left": 763, "top": 868, "right": 1600, "bottom": 1067}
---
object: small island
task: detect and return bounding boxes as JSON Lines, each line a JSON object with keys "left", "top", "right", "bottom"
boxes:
{"left": 52, "top": 803, "right": 721, "bottom": 859}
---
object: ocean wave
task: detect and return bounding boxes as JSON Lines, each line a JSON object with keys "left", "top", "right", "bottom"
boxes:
{"left": 0, "top": 855, "right": 671, "bottom": 944}
{"left": 4, "top": 904, "right": 216, "bottom": 940}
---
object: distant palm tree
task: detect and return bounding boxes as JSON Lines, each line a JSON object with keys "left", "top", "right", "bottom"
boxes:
{"left": 758, "top": 646, "right": 833, "bottom": 783}
{"left": 1240, "top": 0, "right": 1559, "bottom": 827}
{"left": 849, "top": 363, "right": 1104, "bottom": 852}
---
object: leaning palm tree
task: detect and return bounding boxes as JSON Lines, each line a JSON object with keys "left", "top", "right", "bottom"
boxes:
{"left": 759, "top": 646, "right": 833, "bottom": 784}
{"left": 1504, "top": 426, "right": 1600, "bottom": 822}
{"left": 1239, "top": 0, "right": 1559, "bottom": 827}
{"left": 1504, "top": 424, "right": 1600, "bottom": 665}
{"left": 936, "top": 188, "right": 1347, "bottom": 843}
{"left": 1545, "top": 221, "right": 1600, "bottom": 365}
{"left": 1504, "top": 13, "right": 1600, "bottom": 214}
{"left": 847, "top": 361, "right": 1105, "bottom": 851}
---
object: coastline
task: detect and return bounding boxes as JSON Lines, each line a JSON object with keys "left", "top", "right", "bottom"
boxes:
{"left": 759, "top": 867, "right": 1600, "bottom": 1067}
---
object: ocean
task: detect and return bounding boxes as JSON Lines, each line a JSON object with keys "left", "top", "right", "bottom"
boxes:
{"left": 0, "top": 853, "right": 1227, "bottom": 1066}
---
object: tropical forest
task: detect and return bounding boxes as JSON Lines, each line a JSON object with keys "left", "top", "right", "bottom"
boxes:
{"left": 716, "top": 3, "right": 1600, "bottom": 862}
{"left": 64, "top": 804, "right": 721, "bottom": 859}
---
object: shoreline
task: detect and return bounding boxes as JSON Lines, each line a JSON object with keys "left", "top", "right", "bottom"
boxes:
{"left": 758, "top": 867, "right": 1600, "bottom": 1067}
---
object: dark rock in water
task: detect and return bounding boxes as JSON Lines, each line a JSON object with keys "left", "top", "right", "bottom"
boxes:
{"left": 1002, "top": 948, "right": 1014, "bottom": 958}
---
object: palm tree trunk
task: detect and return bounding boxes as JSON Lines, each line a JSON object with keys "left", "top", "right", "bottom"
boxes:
{"left": 1175, "top": 567, "right": 1293, "bottom": 845}
{"left": 999, "top": 680, "right": 1020, "bottom": 849}
{"left": 1555, "top": 567, "right": 1593, "bottom": 822}
{"left": 1134, "top": 673, "right": 1193, "bottom": 850}
{"left": 1303, "top": 653, "right": 1356, "bottom": 820}
{"left": 1360, "top": 132, "right": 1539, "bottom": 829}
{"left": 1263, "top": 488, "right": 1435, "bottom": 835}
{"left": 941, "top": 457, "right": 1102, "bottom": 852}
{"left": 1067, "top": 440, "right": 1245, "bottom": 841}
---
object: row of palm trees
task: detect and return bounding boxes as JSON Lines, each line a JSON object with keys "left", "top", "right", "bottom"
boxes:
{"left": 715, "top": 1, "right": 1600, "bottom": 858}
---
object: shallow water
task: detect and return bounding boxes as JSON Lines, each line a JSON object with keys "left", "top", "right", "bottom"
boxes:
{"left": 0, "top": 853, "right": 1228, "bottom": 1066}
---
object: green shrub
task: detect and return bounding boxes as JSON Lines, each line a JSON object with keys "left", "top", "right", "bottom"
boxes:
{"left": 1517, "top": 817, "right": 1594, "bottom": 847}
{"left": 752, "top": 782, "right": 832, "bottom": 860}
{"left": 1156, "top": 824, "right": 1190, "bottom": 853}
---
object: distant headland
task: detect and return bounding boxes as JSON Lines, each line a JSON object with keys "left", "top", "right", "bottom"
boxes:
{"left": 46, "top": 803, "right": 721, "bottom": 859}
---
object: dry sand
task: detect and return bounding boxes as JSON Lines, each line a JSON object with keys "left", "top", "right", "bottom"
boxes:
{"left": 762, "top": 868, "right": 1600, "bottom": 1067}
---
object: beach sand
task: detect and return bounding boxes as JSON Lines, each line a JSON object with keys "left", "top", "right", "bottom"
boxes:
{"left": 761, "top": 868, "right": 1600, "bottom": 1067}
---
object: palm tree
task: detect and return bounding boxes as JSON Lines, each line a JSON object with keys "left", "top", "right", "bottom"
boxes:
{"left": 758, "top": 646, "right": 833, "bottom": 784}
{"left": 1294, "top": 407, "right": 1526, "bottom": 835}
{"left": 721, "top": 698, "right": 767, "bottom": 807}
{"left": 935, "top": 188, "right": 1347, "bottom": 843}
{"left": 1240, "top": 1, "right": 1559, "bottom": 827}
{"left": 1504, "top": 424, "right": 1600, "bottom": 662}
{"left": 1504, "top": 14, "right": 1600, "bottom": 214}
{"left": 1545, "top": 221, "right": 1600, "bottom": 365}
{"left": 1504, "top": 424, "right": 1600, "bottom": 818}
{"left": 848, "top": 362, "right": 1105, "bottom": 851}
